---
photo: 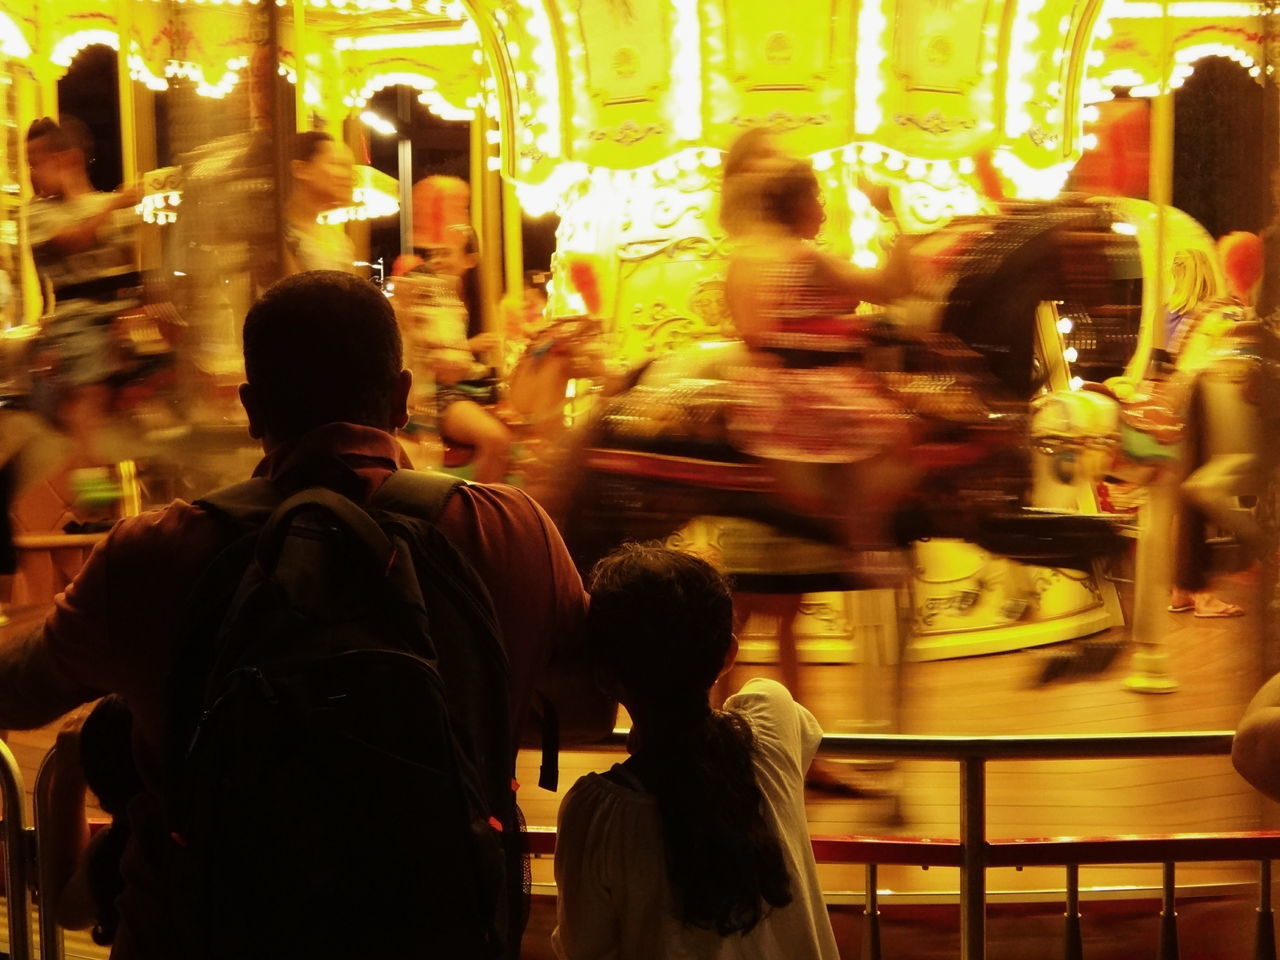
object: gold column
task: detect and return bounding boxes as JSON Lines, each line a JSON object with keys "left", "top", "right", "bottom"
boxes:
{"left": 293, "top": 0, "right": 309, "bottom": 130}
{"left": 470, "top": 113, "right": 498, "bottom": 338}
{"left": 1126, "top": 0, "right": 1178, "bottom": 694}
{"left": 501, "top": 176, "right": 522, "bottom": 304}
{"left": 116, "top": 1, "right": 137, "bottom": 183}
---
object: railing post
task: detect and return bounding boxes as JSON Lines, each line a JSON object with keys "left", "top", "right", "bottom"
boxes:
{"left": 1064, "top": 863, "right": 1083, "bottom": 960}
{"left": 1159, "top": 861, "right": 1179, "bottom": 960}
{"left": 33, "top": 747, "right": 64, "bottom": 960}
{"left": 1258, "top": 860, "right": 1276, "bottom": 960}
{"left": 864, "top": 862, "right": 882, "bottom": 960}
{"left": 0, "top": 737, "right": 32, "bottom": 960}
{"left": 960, "top": 756, "right": 987, "bottom": 960}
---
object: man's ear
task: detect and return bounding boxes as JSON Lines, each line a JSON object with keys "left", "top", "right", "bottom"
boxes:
{"left": 238, "top": 382, "right": 264, "bottom": 440}
{"left": 391, "top": 369, "right": 412, "bottom": 431}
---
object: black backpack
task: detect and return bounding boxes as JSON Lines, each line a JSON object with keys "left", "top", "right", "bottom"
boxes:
{"left": 164, "top": 469, "right": 521, "bottom": 960}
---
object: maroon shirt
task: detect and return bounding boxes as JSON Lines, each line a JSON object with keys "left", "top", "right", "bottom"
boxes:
{"left": 0, "top": 423, "right": 600, "bottom": 958}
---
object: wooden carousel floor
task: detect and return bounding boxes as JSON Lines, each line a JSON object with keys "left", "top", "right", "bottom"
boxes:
{"left": 1, "top": 568, "right": 1273, "bottom": 959}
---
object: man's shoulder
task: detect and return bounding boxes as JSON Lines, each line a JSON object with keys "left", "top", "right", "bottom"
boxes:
{"left": 103, "top": 499, "right": 221, "bottom": 561}
{"left": 442, "top": 481, "right": 550, "bottom": 527}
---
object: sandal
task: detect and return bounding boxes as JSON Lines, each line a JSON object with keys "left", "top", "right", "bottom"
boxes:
{"left": 1194, "top": 600, "right": 1244, "bottom": 618}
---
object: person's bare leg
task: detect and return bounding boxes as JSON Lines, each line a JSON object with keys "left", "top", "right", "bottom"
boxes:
{"left": 441, "top": 399, "right": 513, "bottom": 483}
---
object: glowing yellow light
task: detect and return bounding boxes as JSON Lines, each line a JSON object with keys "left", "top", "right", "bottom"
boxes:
{"left": 1058, "top": 317, "right": 1074, "bottom": 334}
{"left": 855, "top": 0, "right": 889, "bottom": 133}
{"left": 333, "top": 24, "right": 478, "bottom": 51}
{"left": 318, "top": 186, "right": 399, "bottom": 225}
{"left": 52, "top": 30, "right": 119, "bottom": 68}
{"left": 1116, "top": 1, "right": 1261, "bottom": 15}
{"left": 512, "top": 0, "right": 562, "bottom": 161}
{"left": 1069, "top": 376, "right": 1084, "bottom": 391}
{"left": 0, "top": 14, "right": 31, "bottom": 59}
{"left": 1005, "top": 0, "right": 1042, "bottom": 139}
{"left": 671, "top": 0, "right": 703, "bottom": 141}
{"left": 361, "top": 110, "right": 397, "bottom": 136}
{"left": 991, "top": 149, "right": 1073, "bottom": 200}
{"left": 1064, "top": 347, "right": 1079, "bottom": 362}
{"left": 1111, "top": 221, "right": 1138, "bottom": 236}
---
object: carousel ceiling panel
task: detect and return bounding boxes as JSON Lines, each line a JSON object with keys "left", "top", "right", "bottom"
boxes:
{"left": 704, "top": 0, "right": 855, "bottom": 156}
{"left": 1093, "top": 12, "right": 1264, "bottom": 95}
{"left": 566, "top": 0, "right": 683, "bottom": 169}
{"left": 880, "top": 0, "right": 1004, "bottom": 159}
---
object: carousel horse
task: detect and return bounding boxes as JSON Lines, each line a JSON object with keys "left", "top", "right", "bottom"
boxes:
{"left": 438, "top": 315, "right": 607, "bottom": 480}
{"left": 555, "top": 198, "right": 1134, "bottom": 576}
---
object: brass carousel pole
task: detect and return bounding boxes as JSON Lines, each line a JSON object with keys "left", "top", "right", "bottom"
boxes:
{"left": 1126, "top": 0, "right": 1180, "bottom": 693}
{"left": 268, "top": 0, "right": 289, "bottom": 287}
{"left": 397, "top": 85, "right": 413, "bottom": 258}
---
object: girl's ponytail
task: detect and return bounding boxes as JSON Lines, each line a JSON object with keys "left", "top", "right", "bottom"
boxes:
{"left": 588, "top": 545, "right": 794, "bottom": 936}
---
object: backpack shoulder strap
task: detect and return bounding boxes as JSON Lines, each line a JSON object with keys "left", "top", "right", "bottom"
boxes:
{"left": 195, "top": 477, "right": 285, "bottom": 528}
{"left": 371, "top": 468, "right": 464, "bottom": 523}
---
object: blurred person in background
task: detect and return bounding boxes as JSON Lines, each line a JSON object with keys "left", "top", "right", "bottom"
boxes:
{"left": 26, "top": 116, "right": 142, "bottom": 456}
{"left": 395, "top": 178, "right": 510, "bottom": 482}
{"left": 1166, "top": 232, "right": 1264, "bottom": 618}
{"left": 283, "top": 132, "right": 356, "bottom": 276}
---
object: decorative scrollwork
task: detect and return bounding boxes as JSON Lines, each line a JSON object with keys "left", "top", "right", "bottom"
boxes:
{"left": 893, "top": 111, "right": 977, "bottom": 135}
{"left": 796, "top": 600, "right": 853, "bottom": 636}
{"left": 616, "top": 235, "right": 726, "bottom": 264}
{"left": 629, "top": 300, "right": 730, "bottom": 357}
{"left": 916, "top": 588, "right": 982, "bottom": 629}
{"left": 730, "top": 112, "right": 831, "bottom": 133}
{"left": 1027, "top": 126, "right": 1060, "bottom": 149}
{"left": 588, "top": 121, "right": 667, "bottom": 146}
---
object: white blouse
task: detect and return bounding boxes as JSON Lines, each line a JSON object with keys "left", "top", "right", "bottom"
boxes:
{"left": 552, "top": 678, "right": 838, "bottom": 960}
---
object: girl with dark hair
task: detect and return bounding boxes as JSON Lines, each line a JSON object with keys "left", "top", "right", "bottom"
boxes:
{"left": 553, "top": 544, "right": 838, "bottom": 959}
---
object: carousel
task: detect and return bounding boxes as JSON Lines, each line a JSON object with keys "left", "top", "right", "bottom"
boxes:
{"left": 0, "top": 0, "right": 1274, "bottom": 949}
{"left": 0, "top": 0, "right": 1268, "bottom": 677}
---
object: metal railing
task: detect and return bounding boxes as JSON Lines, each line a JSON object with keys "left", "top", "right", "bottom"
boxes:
{"left": 19, "top": 731, "right": 1279, "bottom": 960}
{"left": 0, "top": 737, "right": 31, "bottom": 960}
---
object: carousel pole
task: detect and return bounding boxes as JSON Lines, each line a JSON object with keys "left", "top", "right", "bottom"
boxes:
{"left": 1126, "top": 0, "right": 1180, "bottom": 693}
{"left": 470, "top": 110, "right": 498, "bottom": 344}
{"left": 115, "top": 0, "right": 137, "bottom": 186}
{"left": 501, "top": 176, "right": 523, "bottom": 305}
{"left": 397, "top": 85, "right": 413, "bottom": 258}
{"left": 293, "top": 0, "right": 310, "bottom": 132}
{"left": 268, "top": 0, "right": 289, "bottom": 286}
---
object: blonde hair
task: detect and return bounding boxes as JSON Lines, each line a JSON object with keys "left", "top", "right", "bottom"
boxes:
{"left": 1169, "top": 248, "right": 1218, "bottom": 316}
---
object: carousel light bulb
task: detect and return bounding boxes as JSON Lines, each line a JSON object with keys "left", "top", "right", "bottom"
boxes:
{"left": 1057, "top": 317, "right": 1074, "bottom": 334}
{"left": 1069, "top": 376, "right": 1084, "bottom": 391}
{"left": 360, "top": 111, "right": 397, "bottom": 137}
{"left": 1064, "top": 347, "right": 1079, "bottom": 362}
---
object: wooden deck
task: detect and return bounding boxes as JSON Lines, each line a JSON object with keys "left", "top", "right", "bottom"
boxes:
{"left": 1, "top": 567, "right": 1274, "bottom": 958}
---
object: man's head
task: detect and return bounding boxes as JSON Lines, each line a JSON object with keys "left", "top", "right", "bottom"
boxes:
{"left": 240, "top": 271, "right": 411, "bottom": 446}
{"left": 26, "top": 116, "right": 92, "bottom": 198}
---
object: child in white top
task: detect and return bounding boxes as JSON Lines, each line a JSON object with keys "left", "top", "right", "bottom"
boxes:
{"left": 553, "top": 545, "right": 838, "bottom": 960}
